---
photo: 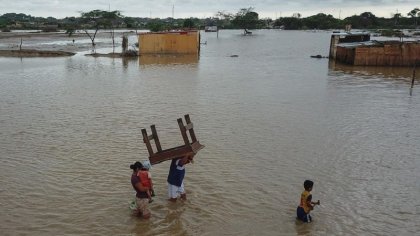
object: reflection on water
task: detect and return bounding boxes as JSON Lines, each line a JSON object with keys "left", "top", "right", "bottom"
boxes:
{"left": 139, "top": 54, "right": 199, "bottom": 66}
{"left": 122, "top": 56, "right": 139, "bottom": 68}
{"left": 0, "top": 30, "right": 419, "bottom": 236}
{"left": 329, "top": 60, "right": 418, "bottom": 80}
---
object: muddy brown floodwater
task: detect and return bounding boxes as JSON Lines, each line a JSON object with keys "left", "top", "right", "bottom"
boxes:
{"left": 0, "top": 30, "right": 419, "bottom": 235}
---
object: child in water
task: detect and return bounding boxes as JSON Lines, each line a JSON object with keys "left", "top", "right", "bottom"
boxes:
{"left": 296, "top": 180, "right": 320, "bottom": 223}
{"left": 137, "top": 160, "right": 155, "bottom": 203}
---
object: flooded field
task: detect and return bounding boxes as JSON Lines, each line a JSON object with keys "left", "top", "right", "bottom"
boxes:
{"left": 0, "top": 30, "right": 419, "bottom": 235}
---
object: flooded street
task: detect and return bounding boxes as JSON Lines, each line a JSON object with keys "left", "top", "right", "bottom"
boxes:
{"left": 0, "top": 30, "right": 419, "bottom": 235}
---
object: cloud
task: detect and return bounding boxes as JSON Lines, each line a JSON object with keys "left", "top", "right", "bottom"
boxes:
{"left": 0, "top": 0, "right": 418, "bottom": 18}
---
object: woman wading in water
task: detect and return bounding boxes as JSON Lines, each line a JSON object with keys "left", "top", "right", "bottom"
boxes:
{"left": 130, "top": 161, "right": 151, "bottom": 219}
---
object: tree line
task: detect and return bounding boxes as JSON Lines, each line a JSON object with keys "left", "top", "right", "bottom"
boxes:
{"left": 1, "top": 7, "right": 419, "bottom": 33}
{"left": 274, "top": 9, "right": 420, "bottom": 30}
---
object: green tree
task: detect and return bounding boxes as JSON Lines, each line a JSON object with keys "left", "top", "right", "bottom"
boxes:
{"left": 302, "top": 13, "right": 340, "bottom": 29}
{"left": 407, "top": 7, "right": 420, "bottom": 27}
{"left": 215, "top": 11, "right": 234, "bottom": 29}
{"left": 80, "top": 10, "right": 122, "bottom": 48}
{"left": 124, "top": 17, "right": 136, "bottom": 28}
{"left": 0, "top": 17, "right": 8, "bottom": 29}
{"left": 61, "top": 17, "right": 78, "bottom": 36}
{"left": 231, "top": 7, "right": 259, "bottom": 35}
{"left": 360, "top": 12, "right": 377, "bottom": 28}
{"left": 274, "top": 17, "right": 303, "bottom": 30}
{"left": 343, "top": 12, "right": 377, "bottom": 29}
{"left": 183, "top": 18, "right": 195, "bottom": 28}
{"left": 147, "top": 20, "right": 164, "bottom": 32}
{"left": 260, "top": 17, "right": 273, "bottom": 29}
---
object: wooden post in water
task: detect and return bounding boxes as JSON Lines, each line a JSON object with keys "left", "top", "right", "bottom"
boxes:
{"left": 411, "top": 65, "right": 416, "bottom": 89}
{"left": 410, "top": 62, "right": 417, "bottom": 96}
{"left": 122, "top": 35, "right": 128, "bottom": 54}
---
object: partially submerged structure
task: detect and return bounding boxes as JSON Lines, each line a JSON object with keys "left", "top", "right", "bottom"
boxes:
{"left": 204, "top": 26, "right": 218, "bottom": 32}
{"left": 138, "top": 30, "right": 200, "bottom": 55}
{"left": 139, "top": 54, "right": 198, "bottom": 65}
{"left": 329, "top": 32, "right": 371, "bottom": 59}
{"left": 329, "top": 32, "right": 420, "bottom": 66}
{"left": 141, "top": 114, "right": 204, "bottom": 165}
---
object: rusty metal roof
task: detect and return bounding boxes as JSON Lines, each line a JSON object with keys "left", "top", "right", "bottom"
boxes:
{"left": 337, "top": 40, "right": 419, "bottom": 48}
{"left": 337, "top": 41, "right": 380, "bottom": 48}
{"left": 331, "top": 31, "right": 370, "bottom": 36}
{"left": 138, "top": 30, "right": 198, "bottom": 35}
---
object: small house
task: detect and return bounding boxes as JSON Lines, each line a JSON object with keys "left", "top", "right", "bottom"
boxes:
{"left": 330, "top": 32, "right": 420, "bottom": 66}
{"left": 138, "top": 30, "right": 200, "bottom": 54}
{"left": 329, "top": 32, "right": 370, "bottom": 59}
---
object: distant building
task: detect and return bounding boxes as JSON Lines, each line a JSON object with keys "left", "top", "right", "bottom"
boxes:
{"left": 204, "top": 26, "right": 218, "bottom": 32}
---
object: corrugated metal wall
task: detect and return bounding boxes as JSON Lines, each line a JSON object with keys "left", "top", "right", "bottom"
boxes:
{"left": 336, "top": 42, "right": 420, "bottom": 66}
{"left": 336, "top": 47, "right": 355, "bottom": 64}
{"left": 138, "top": 54, "right": 199, "bottom": 65}
{"left": 138, "top": 31, "right": 199, "bottom": 54}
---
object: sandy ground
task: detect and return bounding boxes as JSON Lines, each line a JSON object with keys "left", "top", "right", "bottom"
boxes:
{"left": 0, "top": 30, "right": 139, "bottom": 54}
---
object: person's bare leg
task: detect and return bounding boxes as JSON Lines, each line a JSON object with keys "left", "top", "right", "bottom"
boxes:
{"left": 148, "top": 190, "right": 153, "bottom": 203}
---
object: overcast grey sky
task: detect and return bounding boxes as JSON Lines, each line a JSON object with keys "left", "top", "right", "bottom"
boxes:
{"left": 0, "top": 0, "right": 418, "bottom": 19}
